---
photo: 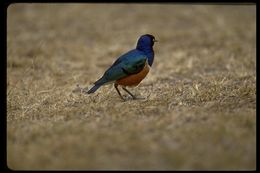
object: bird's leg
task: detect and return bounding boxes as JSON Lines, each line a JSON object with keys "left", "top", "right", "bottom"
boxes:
{"left": 122, "top": 87, "right": 137, "bottom": 99}
{"left": 114, "top": 83, "right": 125, "bottom": 101}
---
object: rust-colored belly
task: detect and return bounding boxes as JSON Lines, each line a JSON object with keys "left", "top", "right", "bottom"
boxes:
{"left": 116, "top": 62, "right": 150, "bottom": 87}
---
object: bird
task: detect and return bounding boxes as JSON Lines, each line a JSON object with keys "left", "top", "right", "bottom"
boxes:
{"left": 86, "top": 34, "right": 157, "bottom": 100}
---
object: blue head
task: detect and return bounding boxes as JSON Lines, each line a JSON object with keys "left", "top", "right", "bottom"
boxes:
{"left": 136, "top": 34, "right": 157, "bottom": 66}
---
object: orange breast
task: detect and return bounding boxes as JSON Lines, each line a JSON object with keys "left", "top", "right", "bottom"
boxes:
{"left": 116, "top": 61, "right": 150, "bottom": 87}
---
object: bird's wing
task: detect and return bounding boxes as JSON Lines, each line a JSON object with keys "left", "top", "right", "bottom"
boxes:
{"left": 95, "top": 50, "right": 147, "bottom": 85}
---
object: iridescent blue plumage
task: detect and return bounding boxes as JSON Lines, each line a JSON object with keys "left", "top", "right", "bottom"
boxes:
{"left": 87, "top": 34, "right": 157, "bottom": 98}
{"left": 136, "top": 35, "right": 155, "bottom": 66}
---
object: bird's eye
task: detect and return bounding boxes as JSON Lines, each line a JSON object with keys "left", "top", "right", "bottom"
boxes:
{"left": 152, "top": 38, "right": 157, "bottom": 42}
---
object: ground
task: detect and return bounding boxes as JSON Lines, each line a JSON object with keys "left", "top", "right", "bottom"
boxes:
{"left": 7, "top": 4, "right": 256, "bottom": 170}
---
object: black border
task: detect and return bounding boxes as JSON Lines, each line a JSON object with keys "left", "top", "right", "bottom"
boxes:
{"left": 1, "top": 1, "right": 7, "bottom": 172}
{"left": 2, "top": 1, "right": 257, "bottom": 171}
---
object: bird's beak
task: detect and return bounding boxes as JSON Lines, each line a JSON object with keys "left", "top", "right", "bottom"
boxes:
{"left": 154, "top": 39, "right": 158, "bottom": 42}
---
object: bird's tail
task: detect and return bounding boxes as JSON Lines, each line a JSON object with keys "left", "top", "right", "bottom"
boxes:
{"left": 86, "top": 75, "right": 110, "bottom": 94}
{"left": 86, "top": 84, "right": 102, "bottom": 94}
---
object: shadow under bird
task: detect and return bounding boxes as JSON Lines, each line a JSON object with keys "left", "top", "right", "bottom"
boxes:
{"left": 87, "top": 34, "right": 158, "bottom": 100}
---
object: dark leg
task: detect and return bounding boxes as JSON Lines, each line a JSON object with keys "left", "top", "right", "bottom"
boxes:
{"left": 114, "top": 83, "right": 125, "bottom": 101}
{"left": 122, "top": 87, "right": 136, "bottom": 99}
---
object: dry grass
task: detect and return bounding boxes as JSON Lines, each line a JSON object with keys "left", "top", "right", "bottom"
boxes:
{"left": 7, "top": 4, "right": 256, "bottom": 170}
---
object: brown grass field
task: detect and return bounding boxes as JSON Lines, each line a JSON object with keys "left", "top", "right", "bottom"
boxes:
{"left": 7, "top": 4, "right": 256, "bottom": 170}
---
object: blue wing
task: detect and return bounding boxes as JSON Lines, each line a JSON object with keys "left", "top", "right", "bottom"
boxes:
{"left": 95, "top": 49, "right": 147, "bottom": 85}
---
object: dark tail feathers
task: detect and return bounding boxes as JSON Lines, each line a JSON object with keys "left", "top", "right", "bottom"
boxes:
{"left": 86, "top": 84, "right": 102, "bottom": 94}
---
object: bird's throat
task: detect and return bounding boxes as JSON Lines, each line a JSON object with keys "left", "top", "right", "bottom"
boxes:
{"left": 137, "top": 47, "right": 154, "bottom": 66}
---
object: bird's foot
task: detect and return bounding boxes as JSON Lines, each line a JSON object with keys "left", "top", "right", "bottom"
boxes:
{"left": 120, "top": 95, "right": 145, "bottom": 101}
{"left": 133, "top": 96, "right": 146, "bottom": 100}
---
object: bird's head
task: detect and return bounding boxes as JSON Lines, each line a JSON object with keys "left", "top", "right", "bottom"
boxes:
{"left": 136, "top": 34, "right": 158, "bottom": 50}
